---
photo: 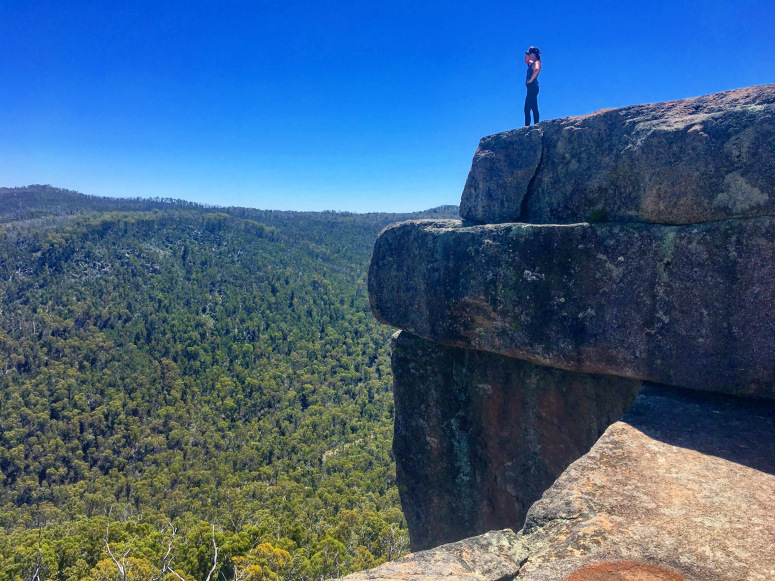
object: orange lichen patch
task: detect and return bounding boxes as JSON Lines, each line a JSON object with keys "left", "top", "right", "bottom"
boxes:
{"left": 568, "top": 561, "right": 685, "bottom": 581}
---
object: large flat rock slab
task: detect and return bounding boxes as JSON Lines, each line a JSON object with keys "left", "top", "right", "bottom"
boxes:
{"left": 460, "top": 84, "right": 775, "bottom": 225}
{"left": 515, "top": 385, "right": 775, "bottom": 580}
{"left": 369, "top": 219, "right": 775, "bottom": 398}
{"left": 392, "top": 332, "right": 641, "bottom": 551}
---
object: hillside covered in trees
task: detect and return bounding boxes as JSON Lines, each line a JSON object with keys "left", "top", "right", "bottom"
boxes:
{"left": 0, "top": 186, "right": 459, "bottom": 581}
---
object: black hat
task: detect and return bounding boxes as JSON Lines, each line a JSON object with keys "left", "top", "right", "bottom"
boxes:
{"left": 525, "top": 46, "right": 541, "bottom": 55}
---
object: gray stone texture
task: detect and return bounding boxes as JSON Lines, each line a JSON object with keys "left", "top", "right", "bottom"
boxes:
{"left": 369, "top": 218, "right": 775, "bottom": 398}
{"left": 340, "top": 529, "right": 528, "bottom": 581}
{"left": 460, "top": 84, "right": 775, "bottom": 225}
{"left": 357, "top": 85, "right": 775, "bottom": 580}
{"left": 391, "top": 332, "right": 642, "bottom": 552}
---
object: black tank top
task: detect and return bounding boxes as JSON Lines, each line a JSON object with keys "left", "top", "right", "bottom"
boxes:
{"left": 526, "top": 63, "right": 539, "bottom": 86}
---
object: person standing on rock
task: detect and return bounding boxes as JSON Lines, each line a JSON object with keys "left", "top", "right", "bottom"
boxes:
{"left": 524, "top": 47, "right": 541, "bottom": 126}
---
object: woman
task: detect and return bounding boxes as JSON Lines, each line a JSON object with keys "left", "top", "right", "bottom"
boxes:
{"left": 524, "top": 47, "right": 541, "bottom": 126}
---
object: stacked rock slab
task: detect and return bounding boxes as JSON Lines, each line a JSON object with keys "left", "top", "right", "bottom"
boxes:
{"left": 370, "top": 217, "right": 775, "bottom": 398}
{"left": 359, "top": 84, "right": 775, "bottom": 575}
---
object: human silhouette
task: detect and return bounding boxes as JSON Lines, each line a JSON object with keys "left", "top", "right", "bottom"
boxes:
{"left": 524, "top": 47, "right": 542, "bottom": 126}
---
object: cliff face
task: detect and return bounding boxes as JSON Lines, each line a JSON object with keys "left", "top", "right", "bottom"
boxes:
{"left": 391, "top": 332, "right": 641, "bottom": 550}
{"left": 352, "top": 85, "right": 775, "bottom": 579}
{"left": 346, "top": 387, "right": 775, "bottom": 581}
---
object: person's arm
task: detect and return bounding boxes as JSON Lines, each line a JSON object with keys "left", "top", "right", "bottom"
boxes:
{"left": 527, "top": 61, "right": 541, "bottom": 83}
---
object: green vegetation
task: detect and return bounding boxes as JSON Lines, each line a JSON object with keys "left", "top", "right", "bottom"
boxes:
{"left": 0, "top": 186, "right": 458, "bottom": 580}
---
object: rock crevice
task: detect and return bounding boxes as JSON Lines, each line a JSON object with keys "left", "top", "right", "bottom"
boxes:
{"left": 519, "top": 129, "right": 546, "bottom": 222}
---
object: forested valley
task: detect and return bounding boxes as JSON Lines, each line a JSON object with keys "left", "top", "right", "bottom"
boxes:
{"left": 0, "top": 186, "right": 458, "bottom": 581}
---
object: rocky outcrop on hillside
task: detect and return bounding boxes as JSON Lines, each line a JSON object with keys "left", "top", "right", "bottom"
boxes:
{"left": 513, "top": 385, "right": 775, "bottom": 581}
{"left": 460, "top": 84, "right": 775, "bottom": 224}
{"left": 341, "top": 529, "right": 528, "bottom": 581}
{"left": 356, "top": 85, "right": 775, "bottom": 577}
{"left": 370, "top": 217, "right": 775, "bottom": 398}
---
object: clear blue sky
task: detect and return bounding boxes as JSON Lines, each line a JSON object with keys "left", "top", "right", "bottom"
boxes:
{"left": 1, "top": 1, "right": 773, "bottom": 212}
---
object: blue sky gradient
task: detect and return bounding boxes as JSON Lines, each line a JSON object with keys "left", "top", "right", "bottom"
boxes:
{"left": 1, "top": 0, "right": 773, "bottom": 211}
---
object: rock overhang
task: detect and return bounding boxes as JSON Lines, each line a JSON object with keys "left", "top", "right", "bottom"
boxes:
{"left": 369, "top": 217, "right": 775, "bottom": 398}
{"left": 355, "top": 84, "right": 775, "bottom": 578}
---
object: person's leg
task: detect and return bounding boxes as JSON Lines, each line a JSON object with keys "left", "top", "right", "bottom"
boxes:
{"left": 525, "top": 86, "right": 539, "bottom": 125}
{"left": 533, "top": 86, "right": 540, "bottom": 123}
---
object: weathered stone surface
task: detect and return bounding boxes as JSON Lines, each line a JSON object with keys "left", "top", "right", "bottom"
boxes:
{"left": 460, "top": 84, "right": 775, "bottom": 225}
{"left": 392, "top": 332, "right": 642, "bottom": 552}
{"left": 369, "top": 219, "right": 775, "bottom": 398}
{"left": 460, "top": 126, "right": 543, "bottom": 225}
{"left": 513, "top": 385, "right": 775, "bottom": 580}
{"left": 339, "top": 529, "right": 529, "bottom": 581}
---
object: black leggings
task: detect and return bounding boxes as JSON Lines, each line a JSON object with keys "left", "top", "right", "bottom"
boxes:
{"left": 524, "top": 84, "right": 539, "bottom": 126}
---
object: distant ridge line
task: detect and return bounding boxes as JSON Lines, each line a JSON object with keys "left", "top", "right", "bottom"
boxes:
{"left": 0, "top": 184, "right": 458, "bottom": 219}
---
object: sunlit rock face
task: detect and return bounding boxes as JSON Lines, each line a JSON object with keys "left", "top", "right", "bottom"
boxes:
{"left": 360, "top": 84, "right": 775, "bottom": 575}
{"left": 512, "top": 386, "right": 775, "bottom": 581}
{"left": 339, "top": 529, "right": 528, "bottom": 581}
{"left": 460, "top": 84, "right": 775, "bottom": 225}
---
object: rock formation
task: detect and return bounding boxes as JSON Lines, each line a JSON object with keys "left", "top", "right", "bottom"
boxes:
{"left": 370, "top": 217, "right": 775, "bottom": 398}
{"left": 342, "top": 529, "right": 528, "bottom": 581}
{"left": 513, "top": 385, "right": 775, "bottom": 581}
{"left": 348, "top": 85, "right": 775, "bottom": 579}
{"left": 460, "top": 84, "right": 775, "bottom": 225}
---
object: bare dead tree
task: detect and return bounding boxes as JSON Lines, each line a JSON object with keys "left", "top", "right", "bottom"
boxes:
{"left": 26, "top": 528, "right": 43, "bottom": 581}
{"left": 150, "top": 540, "right": 172, "bottom": 581}
{"left": 382, "top": 524, "right": 408, "bottom": 562}
{"left": 231, "top": 563, "right": 248, "bottom": 581}
{"left": 204, "top": 525, "right": 219, "bottom": 581}
{"left": 103, "top": 518, "right": 134, "bottom": 581}
{"left": 166, "top": 570, "right": 188, "bottom": 581}
{"left": 231, "top": 540, "right": 257, "bottom": 581}
{"left": 151, "top": 522, "right": 177, "bottom": 581}
{"left": 151, "top": 521, "right": 197, "bottom": 581}
{"left": 149, "top": 521, "right": 220, "bottom": 581}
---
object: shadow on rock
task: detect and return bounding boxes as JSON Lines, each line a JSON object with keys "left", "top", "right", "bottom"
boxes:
{"left": 622, "top": 383, "right": 775, "bottom": 476}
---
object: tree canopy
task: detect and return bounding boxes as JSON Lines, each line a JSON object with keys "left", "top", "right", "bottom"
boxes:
{"left": 0, "top": 186, "right": 459, "bottom": 580}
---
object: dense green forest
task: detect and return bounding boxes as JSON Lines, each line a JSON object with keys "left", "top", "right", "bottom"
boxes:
{"left": 0, "top": 186, "right": 458, "bottom": 581}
